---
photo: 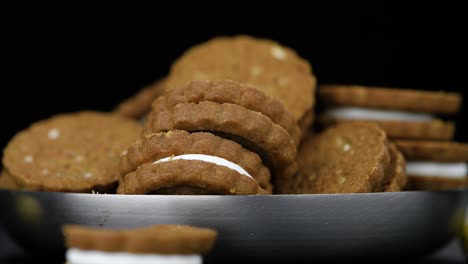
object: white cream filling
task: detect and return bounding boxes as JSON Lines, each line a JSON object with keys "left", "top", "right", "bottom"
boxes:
{"left": 154, "top": 154, "right": 253, "bottom": 179}
{"left": 406, "top": 162, "right": 467, "bottom": 179}
{"left": 67, "top": 248, "right": 201, "bottom": 264}
{"left": 324, "top": 107, "right": 435, "bottom": 122}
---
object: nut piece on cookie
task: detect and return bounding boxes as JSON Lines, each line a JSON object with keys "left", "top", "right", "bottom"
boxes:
{"left": 2, "top": 111, "right": 142, "bottom": 193}
{"left": 275, "top": 122, "right": 406, "bottom": 194}
{"left": 119, "top": 130, "right": 270, "bottom": 195}
{"left": 63, "top": 224, "right": 217, "bottom": 264}
{"left": 318, "top": 84, "right": 462, "bottom": 140}
{"left": 165, "top": 35, "right": 316, "bottom": 134}
{"left": 395, "top": 140, "right": 468, "bottom": 191}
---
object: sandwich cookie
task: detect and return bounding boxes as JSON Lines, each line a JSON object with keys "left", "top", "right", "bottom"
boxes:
{"left": 144, "top": 101, "right": 297, "bottom": 180}
{"left": 63, "top": 224, "right": 217, "bottom": 264}
{"left": 165, "top": 35, "right": 316, "bottom": 133}
{"left": 119, "top": 130, "right": 270, "bottom": 194}
{"left": 2, "top": 111, "right": 142, "bottom": 192}
{"left": 318, "top": 85, "right": 462, "bottom": 140}
{"left": 395, "top": 140, "right": 468, "bottom": 190}
{"left": 147, "top": 80, "right": 302, "bottom": 147}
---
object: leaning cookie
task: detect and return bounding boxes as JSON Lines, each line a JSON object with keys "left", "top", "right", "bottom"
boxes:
{"left": 144, "top": 101, "right": 297, "bottom": 179}
{"left": 63, "top": 224, "right": 217, "bottom": 264}
{"left": 114, "top": 78, "right": 167, "bottom": 119}
{"left": 2, "top": 111, "right": 142, "bottom": 192}
{"left": 166, "top": 35, "right": 316, "bottom": 133}
{"left": 275, "top": 122, "right": 393, "bottom": 194}
{"left": 119, "top": 130, "right": 271, "bottom": 193}
{"left": 318, "top": 85, "right": 462, "bottom": 140}
{"left": 149, "top": 80, "right": 302, "bottom": 147}
{"left": 395, "top": 140, "right": 468, "bottom": 191}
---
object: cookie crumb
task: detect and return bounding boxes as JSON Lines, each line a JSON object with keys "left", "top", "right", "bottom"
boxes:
{"left": 83, "top": 172, "right": 92, "bottom": 178}
{"left": 48, "top": 128, "right": 60, "bottom": 140}
{"left": 271, "top": 46, "right": 286, "bottom": 60}
{"left": 343, "top": 144, "right": 351, "bottom": 152}
{"left": 23, "top": 155, "right": 33, "bottom": 163}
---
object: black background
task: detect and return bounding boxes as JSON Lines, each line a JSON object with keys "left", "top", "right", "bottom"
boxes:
{"left": 2, "top": 4, "right": 467, "bottom": 153}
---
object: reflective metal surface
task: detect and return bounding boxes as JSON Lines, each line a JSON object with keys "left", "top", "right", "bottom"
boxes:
{"left": 0, "top": 190, "right": 466, "bottom": 261}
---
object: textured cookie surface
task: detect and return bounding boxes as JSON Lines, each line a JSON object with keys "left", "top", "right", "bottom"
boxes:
{"left": 319, "top": 117, "right": 455, "bottom": 140}
{"left": 166, "top": 35, "right": 316, "bottom": 127}
{"left": 395, "top": 140, "right": 468, "bottom": 162}
{"left": 150, "top": 80, "right": 301, "bottom": 147}
{"left": 319, "top": 85, "right": 462, "bottom": 114}
{"left": 3, "top": 111, "right": 142, "bottom": 192}
{"left": 144, "top": 101, "right": 297, "bottom": 179}
{"left": 63, "top": 224, "right": 217, "bottom": 254}
{"left": 120, "top": 130, "right": 271, "bottom": 191}
{"left": 118, "top": 159, "right": 266, "bottom": 195}
{"left": 384, "top": 143, "right": 407, "bottom": 192}
{"left": 114, "top": 78, "right": 167, "bottom": 119}
{"left": 275, "top": 122, "right": 391, "bottom": 194}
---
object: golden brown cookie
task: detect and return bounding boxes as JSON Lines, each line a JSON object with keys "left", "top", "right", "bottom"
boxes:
{"left": 118, "top": 159, "right": 267, "bottom": 195}
{"left": 120, "top": 130, "right": 272, "bottom": 191}
{"left": 275, "top": 122, "right": 391, "bottom": 194}
{"left": 384, "top": 143, "right": 407, "bottom": 192}
{"left": 150, "top": 79, "right": 302, "bottom": 147}
{"left": 63, "top": 224, "right": 217, "bottom": 254}
{"left": 0, "top": 170, "right": 19, "bottom": 190}
{"left": 395, "top": 140, "right": 468, "bottom": 162}
{"left": 113, "top": 78, "right": 167, "bottom": 119}
{"left": 318, "top": 114, "right": 455, "bottom": 141}
{"left": 319, "top": 85, "right": 462, "bottom": 114}
{"left": 2, "top": 111, "right": 142, "bottom": 192}
{"left": 166, "top": 35, "right": 316, "bottom": 131}
{"left": 144, "top": 101, "right": 298, "bottom": 179}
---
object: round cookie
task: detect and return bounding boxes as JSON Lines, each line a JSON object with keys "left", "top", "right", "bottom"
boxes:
{"left": 275, "top": 122, "right": 391, "bottom": 194}
{"left": 120, "top": 130, "right": 272, "bottom": 191}
{"left": 63, "top": 224, "right": 217, "bottom": 257}
{"left": 394, "top": 140, "right": 468, "bottom": 162}
{"left": 118, "top": 159, "right": 267, "bottom": 195}
{"left": 144, "top": 101, "right": 298, "bottom": 179}
{"left": 319, "top": 85, "right": 462, "bottom": 114}
{"left": 148, "top": 79, "right": 302, "bottom": 147}
{"left": 2, "top": 111, "right": 142, "bottom": 192}
{"left": 114, "top": 78, "right": 167, "bottom": 119}
{"left": 166, "top": 35, "right": 316, "bottom": 131}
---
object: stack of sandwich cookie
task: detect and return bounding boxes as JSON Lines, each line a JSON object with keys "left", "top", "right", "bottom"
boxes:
{"left": 275, "top": 122, "right": 407, "bottom": 194}
{"left": 63, "top": 224, "right": 217, "bottom": 264}
{"left": 318, "top": 85, "right": 462, "bottom": 140}
{"left": 165, "top": 35, "right": 316, "bottom": 134}
{"left": 143, "top": 80, "right": 298, "bottom": 183}
{"left": 114, "top": 78, "right": 167, "bottom": 119}
{"left": 1, "top": 111, "right": 142, "bottom": 192}
{"left": 395, "top": 140, "right": 468, "bottom": 190}
{"left": 118, "top": 130, "right": 270, "bottom": 194}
